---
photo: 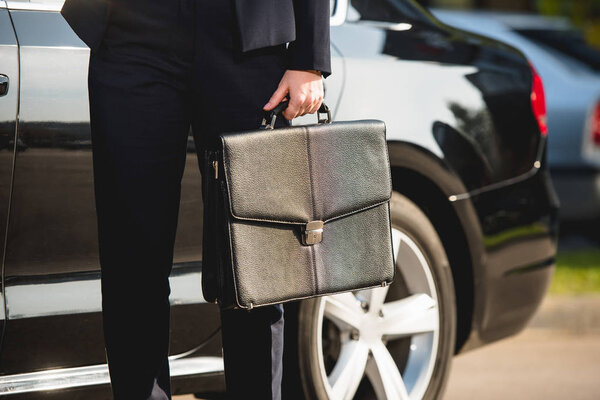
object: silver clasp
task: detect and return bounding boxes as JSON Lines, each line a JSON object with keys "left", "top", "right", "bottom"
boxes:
{"left": 302, "top": 220, "right": 324, "bottom": 245}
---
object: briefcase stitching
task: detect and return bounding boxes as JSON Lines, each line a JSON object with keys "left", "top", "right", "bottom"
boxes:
{"left": 219, "top": 138, "right": 307, "bottom": 225}
{"left": 218, "top": 122, "right": 392, "bottom": 226}
{"left": 381, "top": 124, "right": 393, "bottom": 200}
{"left": 225, "top": 279, "right": 395, "bottom": 310}
{"left": 385, "top": 201, "right": 398, "bottom": 282}
{"left": 220, "top": 175, "right": 245, "bottom": 310}
{"left": 219, "top": 147, "right": 393, "bottom": 226}
{"left": 222, "top": 200, "right": 396, "bottom": 310}
{"left": 321, "top": 198, "right": 392, "bottom": 225}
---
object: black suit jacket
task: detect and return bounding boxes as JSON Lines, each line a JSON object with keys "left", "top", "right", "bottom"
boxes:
{"left": 60, "top": 0, "right": 331, "bottom": 78}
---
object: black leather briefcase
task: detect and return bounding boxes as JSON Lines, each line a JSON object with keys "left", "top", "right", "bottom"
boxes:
{"left": 200, "top": 102, "right": 395, "bottom": 310}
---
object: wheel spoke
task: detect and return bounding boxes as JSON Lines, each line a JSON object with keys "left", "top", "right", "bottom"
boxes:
{"left": 328, "top": 341, "right": 369, "bottom": 400}
{"left": 379, "top": 293, "right": 438, "bottom": 339}
{"left": 356, "top": 286, "right": 389, "bottom": 315}
{"left": 324, "top": 293, "right": 364, "bottom": 331}
{"left": 391, "top": 227, "right": 402, "bottom": 263}
{"left": 366, "top": 341, "right": 410, "bottom": 400}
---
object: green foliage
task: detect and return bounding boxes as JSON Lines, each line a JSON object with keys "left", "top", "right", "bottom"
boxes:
{"left": 536, "top": 0, "right": 600, "bottom": 47}
{"left": 549, "top": 249, "right": 600, "bottom": 294}
{"left": 537, "top": 0, "right": 597, "bottom": 21}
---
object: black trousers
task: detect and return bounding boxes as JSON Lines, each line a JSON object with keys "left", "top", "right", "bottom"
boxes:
{"left": 87, "top": 0, "right": 289, "bottom": 399}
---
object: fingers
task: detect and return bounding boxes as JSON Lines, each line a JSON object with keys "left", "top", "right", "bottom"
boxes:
{"left": 297, "top": 96, "right": 323, "bottom": 118}
{"left": 282, "top": 92, "right": 306, "bottom": 120}
{"left": 307, "top": 95, "right": 323, "bottom": 115}
{"left": 263, "top": 84, "right": 289, "bottom": 111}
{"left": 283, "top": 92, "right": 323, "bottom": 120}
{"left": 267, "top": 70, "right": 324, "bottom": 121}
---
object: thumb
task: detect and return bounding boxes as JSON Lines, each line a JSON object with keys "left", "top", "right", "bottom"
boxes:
{"left": 263, "top": 84, "right": 289, "bottom": 111}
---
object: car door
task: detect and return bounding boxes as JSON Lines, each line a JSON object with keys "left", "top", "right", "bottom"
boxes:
{"left": 0, "top": 0, "right": 213, "bottom": 377}
{"left": 0, "top": 1, "right": 19, "bottom": 349}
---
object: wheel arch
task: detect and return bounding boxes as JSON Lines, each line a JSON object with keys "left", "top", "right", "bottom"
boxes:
{"left": 387, "top": 141, "right": 484, "bottom": 353}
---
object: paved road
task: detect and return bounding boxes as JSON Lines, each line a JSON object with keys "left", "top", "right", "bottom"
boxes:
{"left": 443, "top": 328, "right": 600, "bottom": 400}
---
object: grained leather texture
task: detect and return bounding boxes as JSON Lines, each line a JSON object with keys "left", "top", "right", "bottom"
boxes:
{"left": 308, "top": 120, "right": 392, "bottom": 220}
{"left": 203, "top": 119, "right": 396, "bottom": 309}
{"left": 221, "top": 128, "right": 313, "bottom": 223}
{"left": 229, "top": 203, "right": 395, "bottom": 307}
{"left": 312, "top": 203, "right": 395, "bottom": 294}
{"left": 220, "top": 120, "right": 391, "bottom": 223}
{"left": 229, "top": 219, "right": 314, "bottom": 306}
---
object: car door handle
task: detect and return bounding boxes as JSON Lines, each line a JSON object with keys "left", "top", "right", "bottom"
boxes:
{"left": 0, "top": 75, "right": 8, "bottom": 96}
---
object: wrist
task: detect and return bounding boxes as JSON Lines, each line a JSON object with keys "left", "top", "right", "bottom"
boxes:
{"left": 289, "top": 69, "right": 321, "bottom": 77}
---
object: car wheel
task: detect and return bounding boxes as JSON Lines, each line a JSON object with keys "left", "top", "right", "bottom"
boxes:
{"left": 297, "top": 192, "right": 457, "bottom": 400}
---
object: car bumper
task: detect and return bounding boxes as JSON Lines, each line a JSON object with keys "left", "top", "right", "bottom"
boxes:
{"left": 458, "top": 166, "right": 559, "bottom": 353}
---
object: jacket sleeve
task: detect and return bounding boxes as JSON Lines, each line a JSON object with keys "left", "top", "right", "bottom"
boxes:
{"left": 60, "top": 0, "right": 111, "bottom": 53}
{"left": 286, "top": 0, "right": 332, "bottom": 78}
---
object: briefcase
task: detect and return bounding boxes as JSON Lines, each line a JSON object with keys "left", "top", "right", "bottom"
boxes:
{"left": 200, "top": 102, "right": 396, "bottom": 310}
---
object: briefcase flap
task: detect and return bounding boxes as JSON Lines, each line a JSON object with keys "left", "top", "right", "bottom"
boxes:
{"left": 219, "top": 120, "right": 391, "bottom": 225}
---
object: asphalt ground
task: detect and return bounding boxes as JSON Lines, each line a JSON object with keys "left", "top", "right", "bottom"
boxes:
{"left": 175, "top": 294, "right": 600, "bottom": 400}
{"left": 443, "top": 327, "right": 600, "bottom": 400}
{"left": 443, "top": 294, "right": 600, "bottom": 400}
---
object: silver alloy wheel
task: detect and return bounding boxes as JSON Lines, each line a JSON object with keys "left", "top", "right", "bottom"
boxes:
{"left": 315, "top": 227, "right": 440, "bottom": 400}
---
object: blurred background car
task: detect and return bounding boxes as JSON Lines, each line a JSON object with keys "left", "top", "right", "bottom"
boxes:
{"left": 430, "top": 8, "right": 600, "bottom": 238}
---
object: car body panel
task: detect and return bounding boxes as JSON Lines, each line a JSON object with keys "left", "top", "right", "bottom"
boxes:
{"left": 333, "top": 5, "right": 541, "bottom": 192}
{"left": 430, "top": 10, "right": 600, "bottom": 167}
{"left": 463, "top": 150, "right": 557, "bottom": 349}
{"left": 432, "top": 9, "right": 600, "bottom": 221}
{"left": 384, "top": 140, "right": 558, "bottom": 353}
{"left": 0, "top": 3, "right": 19, "bottom": 339}
{"left": 329, "top": 1, "right": 557, "bottom": 352}
{"left": 1, "top": 6, "right": 218, "bottom": 375}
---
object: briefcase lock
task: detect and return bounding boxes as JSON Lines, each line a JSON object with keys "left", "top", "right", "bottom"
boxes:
{"left": 302, "top": 220, "right": 324, "bottom": 245}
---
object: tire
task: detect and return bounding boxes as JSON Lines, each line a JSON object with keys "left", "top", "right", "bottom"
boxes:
{"left": 295, "top": 192, "right": 457, "bottom": 400}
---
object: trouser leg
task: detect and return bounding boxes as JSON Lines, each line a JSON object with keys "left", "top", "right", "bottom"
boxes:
{"left": 88, "top": 42, "right": 193, "bottom": 399}
{"left": 88, "top": 0, "right": 294, "bottom": 397}
{"left": 190, "top": 2, "right": 291, "bottom": 399}
{"left": 220, "top": 305, "right": 285, "bottom": 400}
{"left": 87, "top": 0, "right": 196, "bottom": 398}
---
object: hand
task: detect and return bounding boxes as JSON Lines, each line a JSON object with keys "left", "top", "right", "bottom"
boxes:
{"left": 263, "top": 70, "right": 324, "bottom": 121}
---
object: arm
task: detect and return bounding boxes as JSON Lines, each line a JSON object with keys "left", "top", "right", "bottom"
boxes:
{"left": 264, "top": 0, "right": 331, "bottom": 120}
{"left": 286, "top": 0, "right": 332, "bottom": 79}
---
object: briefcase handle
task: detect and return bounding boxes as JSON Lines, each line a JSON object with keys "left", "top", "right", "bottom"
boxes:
{"left": 260, "top": 99, "right": 332, "bottom": 130}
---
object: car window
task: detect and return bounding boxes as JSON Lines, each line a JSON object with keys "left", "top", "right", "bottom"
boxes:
{"left": 515, "top": 28, "right": 600, "bottom": 72}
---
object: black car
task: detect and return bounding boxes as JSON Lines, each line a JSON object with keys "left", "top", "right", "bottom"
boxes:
{"left": 0, "top": 0, "right": 558, "bottom": 399}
